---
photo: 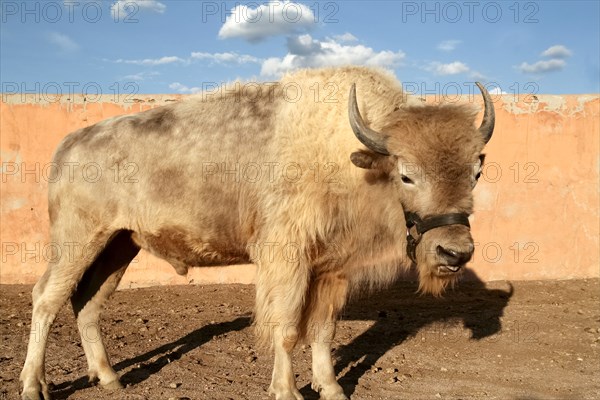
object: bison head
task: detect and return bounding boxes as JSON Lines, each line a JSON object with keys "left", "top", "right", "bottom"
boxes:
{"left": 349, "top": 83, "right": 495, "bottom": 295}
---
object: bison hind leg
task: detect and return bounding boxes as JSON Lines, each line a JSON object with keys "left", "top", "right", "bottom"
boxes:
{"left": 20, "top": 223, "right": 124, "bottom": 400}
{"left": 70, "top": 230, "right": 140, "bottom": 388}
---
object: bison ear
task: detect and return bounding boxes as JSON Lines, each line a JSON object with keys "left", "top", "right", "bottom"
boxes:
{"left": 350, "top": 151, "right": 377, "bottom": 169}
{"left": 350, "top": 150, "right": 395, "bottom": 171}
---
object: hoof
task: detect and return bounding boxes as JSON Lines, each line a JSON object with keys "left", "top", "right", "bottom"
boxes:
{"left": 21, "top": 388, "right": 51, "bottom": 400}
{"left": 319, "top": 393, "right": 349, "bottom": 400}
{"left": 101, "top": 379, "right": 124, "bottom": 390}
{"left": 312, "top": 381, "right": 348, "bottom": 400}
{"left": 268, "top": 385, "right": 304, "bottom": 400}
{"left": 21, "top": 391, "right": 40, "bottom": 400}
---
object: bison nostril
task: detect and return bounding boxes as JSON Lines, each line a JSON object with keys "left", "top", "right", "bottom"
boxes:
{"left": 437, "top": 245, "right": 456, "bottom": 258}
{"left": 467, "top": 243, "right": 475, "bottom": 253}
{"left": 436, "top": 245, "right": 472, "bottom": 266}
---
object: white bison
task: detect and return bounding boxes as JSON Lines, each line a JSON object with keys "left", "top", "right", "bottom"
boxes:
{"left": 21, "top": 66, "right": 495, "bottom": 400}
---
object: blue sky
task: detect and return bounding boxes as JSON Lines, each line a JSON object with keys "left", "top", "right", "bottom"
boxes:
{"left": 1, "top": 0, "right": 599, "bottom": 96}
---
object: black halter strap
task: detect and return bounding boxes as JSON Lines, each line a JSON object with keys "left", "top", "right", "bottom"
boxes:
{"left": 404, "top": 211, "right": 471, "bottom": 264}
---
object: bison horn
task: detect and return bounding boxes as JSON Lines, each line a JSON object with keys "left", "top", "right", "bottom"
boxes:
{"left": 348, "top": 83, "right": 390, "bottom": 156}
{"left": 475, "top": 82, "right": 495, "bottom": 144}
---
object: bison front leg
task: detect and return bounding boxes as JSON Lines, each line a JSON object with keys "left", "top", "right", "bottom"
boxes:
{"left": 268, "top": 323, "right": 303, "bottom": 400}
{"left": 304, "top": 273, "right": 349, "bottom": 400}
{"left": 253, "top": 243, "right": 310, "bottom": 400}
{"left": 311, "top": 338, "right": 347, "bottom": 400}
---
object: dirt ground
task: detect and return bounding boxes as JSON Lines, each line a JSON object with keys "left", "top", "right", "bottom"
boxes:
{"left": 1, "top": 278, "right": 599, "bottom": 400}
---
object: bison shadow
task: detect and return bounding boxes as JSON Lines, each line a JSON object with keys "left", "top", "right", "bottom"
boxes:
{"left": 299, "top": 269, "right": 514, "bottom": 399}
{"left": 50, "top": 316, "right": 251, "bottom": 399}
{"left": 51, "top": 269, "right": 512, "bottom": 399}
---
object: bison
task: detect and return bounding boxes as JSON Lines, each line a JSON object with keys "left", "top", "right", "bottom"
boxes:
{"left": 20, "top": 66, "right": 495, "bottom": 400}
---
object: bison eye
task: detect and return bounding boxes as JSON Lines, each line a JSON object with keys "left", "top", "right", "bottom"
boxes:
{"left": 401, "top": 175, "right": 414, "bottom": 185}
{"left": 475, "top": 171, "right": 482, "bottom": 180}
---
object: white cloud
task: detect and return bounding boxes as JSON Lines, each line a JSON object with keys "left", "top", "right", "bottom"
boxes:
{"left": 426, "top": 61, "right": 470, "bottom": 75}
{"left": 190, "top": 52, "right": 262, "bottom": 65}
{"left": 109, "top": 51, "right": 262, "bottom": 68}
{"left": 469, "top": 70, "right": 487, "bottom": 80}
{"left": 286, "top": 34, "right": 323, "bottom": 55}
{"left": 114, "top": 56, "right": 185, "bottom": 66}
{"left": 218, "top": 1, "right": 316, "bottom": 42}
{"left": 332, "top": 32, "right": 358, "bottom": 42}
{"left": 111, "top": 0, "right": 166, "bottom": 16}
{"left": 169, "top": 82, "right": 201, "bottom": 94}
{"left": 541, "top": 45, "right": 572, "bottom": 59}
{"left": 437, "top": 40, "right": 461, "bottom": 52}
{"left": 122, "top": 71, "right": 160, "bottom": 81}
{"left": 518, "top": 59, "right": 566, "bottom": 74}
{"left": 260, "top": 34, "right": 405, "bottom": 77}
{"left": 489, "top": 86, "right": 507, "bottom": 95}
{"left": 46, "top": 32, "right": 79, "bottom": 52}
{"left": 517, "top": 45, "right": 571, "bottom": 75}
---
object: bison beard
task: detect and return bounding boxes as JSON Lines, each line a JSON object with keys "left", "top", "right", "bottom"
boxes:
{"left": 20, "top": 66, "right": 495, "bottom": 400}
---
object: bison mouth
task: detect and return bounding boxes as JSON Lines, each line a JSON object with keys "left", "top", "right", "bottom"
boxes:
{"left": 437, "top": 264, "right": 463, "bottom": 275}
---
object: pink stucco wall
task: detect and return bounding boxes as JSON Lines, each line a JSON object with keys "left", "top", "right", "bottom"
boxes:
{"left": 1, "top": 93, "right": 598, "bottom": 287}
